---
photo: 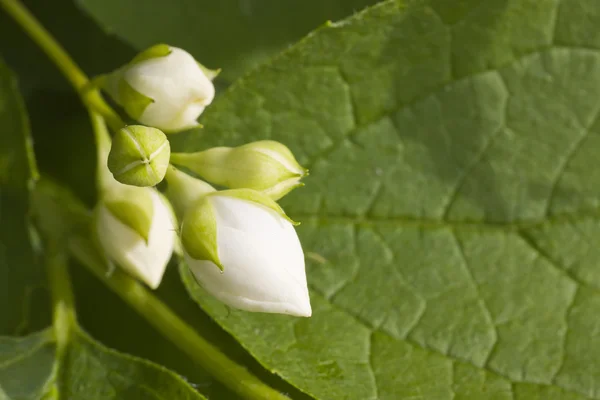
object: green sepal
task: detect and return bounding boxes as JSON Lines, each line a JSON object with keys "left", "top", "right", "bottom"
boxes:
{"left": 118, "top": 78, "right": 154, "bottom": 120}
{"left": 196, "top": 61, "right": 221, "bottom": 81}
{"left": 164, "top": 165, "right": 216, "bottom": 221}
{"left": 130, "top": 43, "right": 172, "bottom": 65}
{"left": 262, "top": 178, "right": 305, "bottom": 201}
{"left": 250, "top": 140, "right": 308, "bottom": 176}
{"left": 181, "top": 197, "right": 223, "bottom": 271}
{"left": 107, "top": 126, "right": 170, "bottom": 187}
{"left": 212, "top": 188, "right": 299, "bottom": 226}
{"left": 103, "top": 187, "right": 155, "bottom": 243}
{"left": 98, "top": 68, "right": 124, "bottom": 105}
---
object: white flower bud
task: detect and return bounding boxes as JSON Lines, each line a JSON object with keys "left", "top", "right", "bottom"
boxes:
{"left": 170, "top": 140, "right": 307, "bottom": 200}
{"left": 95, "top": 186, "right": 177, "bottom": 289}
{"left": 104, "top": 44, "right": 217, "bottom": 132}
{"left": 181, "top": 189, "right": 311, "bottom": 317}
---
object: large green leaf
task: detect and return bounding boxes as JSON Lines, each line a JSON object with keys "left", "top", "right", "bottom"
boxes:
{"left": 0, "top": 328, "right": 209, "bottom": 399}
{"left": 58, "top": 328, "right": 207, "bottom": 399}
{"left": 0, "top": 331, "right": 54, "bottom": 398}
{"left": 178, "top": 0, "right": 600, "bottom": 398}
{"left": 77, "top": 0, "right": 381, "bottom": 82}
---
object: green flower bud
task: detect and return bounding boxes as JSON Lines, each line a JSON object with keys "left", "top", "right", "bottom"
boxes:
{"left": 170, "top": 140, "right": 307, "bottom": 200}
{"left": 108, "top": 125, "right": 170, "bottom": 187}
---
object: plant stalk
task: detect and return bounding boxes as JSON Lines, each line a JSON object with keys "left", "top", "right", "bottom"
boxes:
{"left": 45, "top": 244, "right": 76, "bottom": 365}
{"left": 68, "top": 236, "right": 290, "bottom": 400}
{"left": 0, "top": 0, "right": 125, "bottom": 131}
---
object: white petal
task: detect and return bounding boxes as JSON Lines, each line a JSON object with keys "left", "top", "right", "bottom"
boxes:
{"left": 96, "top": 189, "right": 176, "bottom": 289}
{"left": 186, "top": 195, "right": 311, "bottom": 317}
{"left": 142, "top": 102, "right": 204, "bottom": 132}
{"left": 125, "top": 47, "right": 214, "bottom": 131}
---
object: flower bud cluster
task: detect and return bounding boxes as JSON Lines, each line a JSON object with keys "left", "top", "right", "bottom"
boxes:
{"left": 92, "top": 44, "right": 311, "bottom": 317}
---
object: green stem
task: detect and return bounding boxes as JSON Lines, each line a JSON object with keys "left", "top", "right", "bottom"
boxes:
{"left": 89, "top": 111, "right": 117, "bottom": 193}
{"left": 68, "top": 236, "right": 290, "bottom": 400}
{"left": 169, "top": 151, "right": 201, "bottom": 164}
{"left": 0, "top": 0, "right": 125, "bottom": 131}
{"left": 46, "top": 244, "right": 76, "bottom": 360}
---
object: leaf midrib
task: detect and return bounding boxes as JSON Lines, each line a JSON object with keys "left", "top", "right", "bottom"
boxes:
{"left": 293, "top": 211, "right": 600, "bottom": 232}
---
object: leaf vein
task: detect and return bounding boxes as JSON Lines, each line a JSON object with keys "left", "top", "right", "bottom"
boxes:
{"left": 544, "top": 100, "right": 600, "bottom": 217}
{"left": 0, "top": 336, "right": 51, "bottom": 369}
{"left": 307, "top": 45, "right": 600, "bottom": 174}
{"left": 315, "top": 295, "right": 593, "bottom": 399}
{"left": 451, "top": 230, "right": 498, "bottom": 366}
{"left": 551, "top": 286, "right": 579, "bottom": 384}
{"left": 440, "top": 125, "right": 505, "bottom": 220}
{"left": 367, "top": 332, "right": 379, "bottom": 400}
{"left": 517, "top": 230, "right": 586, "bottom": 289}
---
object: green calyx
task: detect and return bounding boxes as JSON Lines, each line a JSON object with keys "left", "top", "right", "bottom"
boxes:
{"left": 181, "top": 197, "right": 223, "bottom": 271}
{"left": 103, "top": 187, "right": 155, "bottom": 243}
{"left": 164, "top": 165, "right": 216, "bottom": 220}
{"left": 196, "top": 61, "right": 221, "bottom": 81}
{"left": 250, "top": 140, "right": 307, "bottom": 175}
{"left": 130, "top": 43, "right": 172, "bottom": 65}
{"left": 118, "top": 78, "right": 154, "bottom": 120}
{"left": 108, "top": 125, "right": 170, "bottom": 187}
{"left": 211, "top": 188, "right": 299, "bottom": 226}
{"left": 100, "top": 44, "right": 170, "bottom": 114}
{"left": 262, "top": 178, "right": 305, "bottom": 201}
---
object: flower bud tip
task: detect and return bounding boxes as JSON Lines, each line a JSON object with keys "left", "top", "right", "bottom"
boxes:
{"left": 108, "top": 125, "right": 170, "bottom": 187}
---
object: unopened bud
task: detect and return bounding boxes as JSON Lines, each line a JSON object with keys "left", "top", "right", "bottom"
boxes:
{"left": 102, "top": 44, "right": 218, "bottom": 132}
{"left": 170, "top": 140, "right": 307, "bottom": 200}
{"left": 95, "top": 186, "right": 177, "bottom": 289}
{"left": 181, "top": 189, "right": 311, "bottom": 317}
{"left": 108, "top": 125, "right": 170, "bottom": 187}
